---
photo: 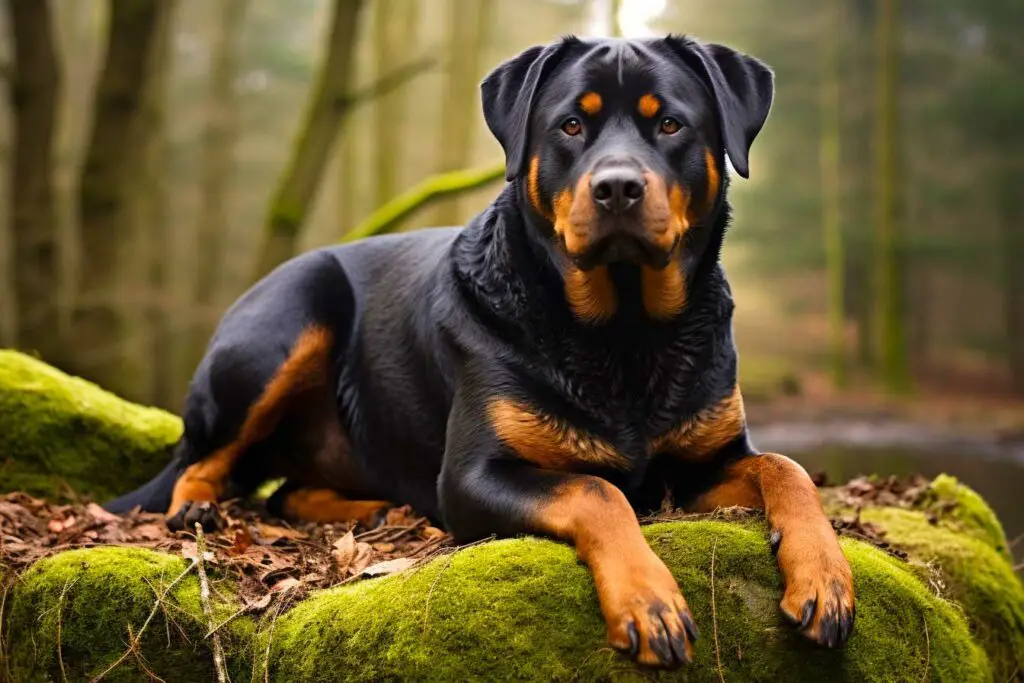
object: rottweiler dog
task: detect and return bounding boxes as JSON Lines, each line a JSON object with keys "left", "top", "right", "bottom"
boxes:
{"left": 107, "top": 35, "right": 854, "bottom": 668}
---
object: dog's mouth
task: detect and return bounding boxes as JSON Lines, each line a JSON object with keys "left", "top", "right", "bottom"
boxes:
{"left": 568, "top": 226, "right": 680, "bottom": 271}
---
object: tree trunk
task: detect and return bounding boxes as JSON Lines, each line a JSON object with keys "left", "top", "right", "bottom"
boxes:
{"left": 252, "top": 0, "right": 364, "bottom": 282}
{"left": 192, "top": 0, "right": 248, "bottom": 367}
{"left": 372, "top": 0, "right": 418, "bottom": 209}
{"left": 6, "top": 0, "right": 62, "bottom": 363}
{"left": 129, "top": 0, "right": 178, "bottom": 407}
{"left": 429, "top": 0, "right": 494, "bottom": 228}
{"left": 821, "top": 0, "right": 845, "bottom": 388}
{"left": 872, "top": 0, "right": 909, "bottom": 392}
{"left": 73, "top": 0, "right": 164, "bottom": 397}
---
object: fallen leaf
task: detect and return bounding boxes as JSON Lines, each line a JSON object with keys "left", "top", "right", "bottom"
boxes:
{"left": 255, "top": 522, "right": 305, "bottom": 543}
{"left": 361, "top": 557, "right": 416, "bottom": 577}
{"left": 85, "top": 503, "right": 121, "bottom": 524}
{"left": 226, "top": 527, "right": 253, "bottom": 556}
{"left": 384, "top": 505, "right": 417, "bottom": 527}
{"left": 269, "top": 577, "right": 301, "bottom": 593}
{"left": 372, "top": 542, "right": 396, "bottom": 553}
{"left": 47, "top": 515, "right": 76, "bottom": 533}
{"left": 422, "top": 526, "right": 447, "bottom": 540}
{"left": 133, "top": 523, "right": 168, "bottom": 541}
{"left": 246, "top": 593, "right": 274, "bottom": 612}
{"left": 332, "top": 531, "right": 373, "bottom": 575}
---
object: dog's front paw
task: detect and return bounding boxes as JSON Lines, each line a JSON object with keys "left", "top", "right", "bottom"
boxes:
{"left": 167, "top": 500, "right": 224, "bottom": 533}
{"left": 774, "top": 528, "right": 855, "bottom": 648}
{"left": 601, "top": 556, "right": 698, "bottom": 668}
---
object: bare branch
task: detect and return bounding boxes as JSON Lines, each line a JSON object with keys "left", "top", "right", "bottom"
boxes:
{"left": 335, "top": 54, "right": 438, "bottom": 112}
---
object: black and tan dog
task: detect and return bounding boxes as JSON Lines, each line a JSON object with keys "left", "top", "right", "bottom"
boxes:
{"left": 107, "top": 35, "right": 854, "bottom": 667}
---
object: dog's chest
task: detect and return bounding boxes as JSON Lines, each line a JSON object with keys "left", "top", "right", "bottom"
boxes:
{"left": 497, "top": 343, "right": 718, "bottom": 475}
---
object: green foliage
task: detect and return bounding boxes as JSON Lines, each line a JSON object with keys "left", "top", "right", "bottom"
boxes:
{"left": 0, "top": 350, "right": 182, "bottom": 502}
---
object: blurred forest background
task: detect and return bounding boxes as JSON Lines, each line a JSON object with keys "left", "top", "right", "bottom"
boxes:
{"left": 0, "top": 0, "right": 1022, "bottom": 419}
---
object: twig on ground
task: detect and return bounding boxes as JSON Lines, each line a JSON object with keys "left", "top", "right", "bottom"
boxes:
{"left": 1009, "top": 532, "right": 1024, "bottom": 551}
{"left": 711, "top": 537, "right": 724, "bottom": 683}
{"left": 206, "top": 601, "right": 251, "bottom": 639}
{"left": 127, "top": 625, "right": 167, "bottom": 683}
{"left": 55, "top": 577, "right": 79, "bottom": 683}
{"left": 196, "top": 523, "right": 230, "bottom": 683}
{"left": 90, "top": 559, "right": 197, "bottom": 682}
{"left": 422, "top": 552, "right": 458, "bottom": 635}
{"left": 1013, "top": 562, "right": 1023, "bottom": 573}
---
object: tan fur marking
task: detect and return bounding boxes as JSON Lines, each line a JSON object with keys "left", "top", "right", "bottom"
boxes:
{"left": 650, "top": 385, "right": 746, "bottom": 460}
{"left": 558, "top": 173, "right": 597, "bottom": 255}
{"left": 488, "top": 397, "right": 628, "bottom": 470}
{"left": 527, "top": 155, "right": 549, "bottom": 219}
{"left": 637, "top": 176, "right": 688, "bottom": 318}
{"left": 704, "top": 147, "right": 720, "bottom": 214}
{"left": 565, "top": 265, "right": 617, "bottom": 322}
{"left": 638, "top": 93, "right": 661, "bottom": 118}
{"left": 537, "top": 477, "right": 695, "bottom": 665}
{"left": 579, "top": 91, "right": 603, "bottom": 115}
{"left": 282, "top": 488, "right": 390, "bottom": 527}
{"left": 168, "top": 326, "right": 334, "bottom": 515}
{"left": 641, "top": 264, "right": 686, "bottom": 319}
{"left": 687, "top": 453, "right": 855, "bottom": 645}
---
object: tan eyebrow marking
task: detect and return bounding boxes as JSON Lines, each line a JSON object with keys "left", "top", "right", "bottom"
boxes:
{"left": 638, "top": 93, "right": 661, "bottom": 118}
{"left": 580, "top": 91, "right": 603, "bottom": 115}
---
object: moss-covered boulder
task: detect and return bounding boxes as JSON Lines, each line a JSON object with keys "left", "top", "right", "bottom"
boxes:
{"left": 6, "top": 493, "right": 1023, "bottom": 682}
{"left": 0, "top": 350, "right": 182, "bottom": 501}
{"left": 2, "top": 352, "right": 1023, "bottom": 681}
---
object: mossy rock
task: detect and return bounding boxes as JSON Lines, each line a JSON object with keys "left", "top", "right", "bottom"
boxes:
{"left": 6, "top": 498, "right": 1022, "bottom": 682}
{"left": 0, "top": 350, "right": 182, "bottom": 501}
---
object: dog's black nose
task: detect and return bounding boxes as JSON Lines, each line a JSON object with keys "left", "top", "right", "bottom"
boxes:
{"left": 591, "top": 166, "right": 646, "bottom": 215}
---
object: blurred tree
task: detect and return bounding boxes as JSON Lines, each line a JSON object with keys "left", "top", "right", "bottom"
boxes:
{"left": 131, "top": 0, "right": 178, "bottom": 407}
{"left": 429, "top": 0, "right": 494, "bottom": 227}
{"left": 74, "top": 0, "right": 165, "bottom": 396}
{"left": 6, "top": 0, "right": 62, "bottom": 364}
{"left": 373, "top": 0, "right": 418, "bottom": 209}
{"left": 252, "top": 0, "right": 364, "bottom": 281}
{"left": 872, "top": 0, "right": 909, "bottom": 391}
{"left": 192, "top": 0, "right": 248, "bottom": 366}
{"left": 821, "top": 0, "right": 845, "bottom": 387}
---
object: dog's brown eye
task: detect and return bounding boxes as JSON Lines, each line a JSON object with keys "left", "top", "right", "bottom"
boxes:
{"left": 660, "top": 117, "right": 682, "bottom": 135}
{"left": 561, "top": 117, "right": 583, "bottom": 136}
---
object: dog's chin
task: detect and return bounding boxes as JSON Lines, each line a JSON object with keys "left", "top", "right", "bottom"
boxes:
{"left": 569, "top": 232, "right": 677, "bottom": 271}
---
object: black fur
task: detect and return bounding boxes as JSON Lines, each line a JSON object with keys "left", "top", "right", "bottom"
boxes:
{"left": 107, "top": 36, "right": 775, "bottom": 546}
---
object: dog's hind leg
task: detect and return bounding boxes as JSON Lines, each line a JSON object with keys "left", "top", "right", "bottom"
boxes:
{"left": 267, "top": 484, "right": 389, "bottom": 527}
{"left": 167, "top": 325, "right": 336, "bottom": 531}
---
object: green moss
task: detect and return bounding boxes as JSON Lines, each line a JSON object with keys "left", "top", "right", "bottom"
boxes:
{"left": 8, "top": 548, "right": 208, "bottom": 682}
{"left": 0, "top": 350, "right": 182, "bottom": 501}
{"left": 927, "top": 474, "right": 1009, "bottom": 557}
{"left": 5, "top": 547, "right": 256, "bottom": 683}
{"left": 268, "top": 521, "right": 989, "bottom": 682}
{"left": 859, "top": 506, "right": 1024, "bottom": 681}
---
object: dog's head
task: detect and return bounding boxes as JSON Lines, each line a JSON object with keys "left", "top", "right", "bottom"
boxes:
{"left": 481, "top": 36, "right": 773, "bottom": 321}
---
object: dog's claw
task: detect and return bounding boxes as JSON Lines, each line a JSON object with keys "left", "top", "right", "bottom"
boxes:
{"left": 167, "top": 500, "right": 223, "bottom": 533}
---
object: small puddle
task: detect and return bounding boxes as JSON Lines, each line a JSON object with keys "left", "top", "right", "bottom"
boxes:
{"left": 753, "top": 420, "right": 1024, "bottom": 571}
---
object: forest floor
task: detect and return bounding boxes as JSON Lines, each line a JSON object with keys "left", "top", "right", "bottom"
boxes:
{"left": 0, "top": 477, "right": 921, "bottom": 609}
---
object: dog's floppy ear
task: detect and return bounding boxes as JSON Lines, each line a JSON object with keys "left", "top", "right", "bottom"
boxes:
{"left": 664, "top": 36, "right": 774, "bottom": 179}
{"left": 481, "top": 38, "right": 576, "bottom": 181}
